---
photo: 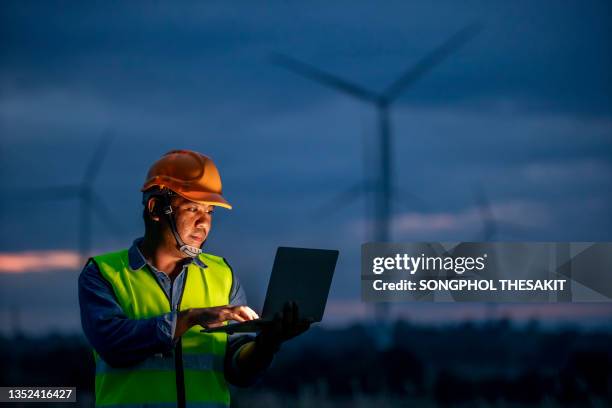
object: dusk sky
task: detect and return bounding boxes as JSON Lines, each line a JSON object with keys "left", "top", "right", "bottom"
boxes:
{"left": 1, "top": 1, "right": 611, "bottom": 334}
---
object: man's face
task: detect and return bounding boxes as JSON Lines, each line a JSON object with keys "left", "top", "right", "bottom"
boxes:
{"left": 170, "top": 196, "right": 214, "bottom": 249}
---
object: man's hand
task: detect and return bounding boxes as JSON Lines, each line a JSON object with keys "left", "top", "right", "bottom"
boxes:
{"left": 191, "top": 305, "right": 259, "bottom": 328}
{"left": 231, "top": 302, "right": 311, "bottom": 376}
{"left": 175, "top": 305, "right": 258, "bottom": 340}
{"left": 255, "top": 301, "right": 312, "bottom": 354}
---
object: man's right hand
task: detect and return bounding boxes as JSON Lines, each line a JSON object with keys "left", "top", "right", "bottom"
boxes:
{"left": 190, "top": 305, "right": 259, "bottom": 328}
{"left": 175, "top": 305, "right": 259, "bottom": 340}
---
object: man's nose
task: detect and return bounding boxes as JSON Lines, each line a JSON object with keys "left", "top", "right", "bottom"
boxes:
{"left": 196, "top": 213, "right": 211, "bottom": 229}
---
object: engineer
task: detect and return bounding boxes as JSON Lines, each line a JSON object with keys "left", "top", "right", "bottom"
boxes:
{"left": 78, "top": 149, "right": 310, "bottom": 407}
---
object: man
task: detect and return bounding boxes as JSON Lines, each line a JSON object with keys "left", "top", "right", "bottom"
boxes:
{"left": 79, "top": 149, "right": 310, "bottom": 407}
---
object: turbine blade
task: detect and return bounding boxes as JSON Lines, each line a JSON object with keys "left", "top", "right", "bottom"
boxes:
{"left": 312, "top": 183, "right": 365, "bottom": 219}
{"left": 91, "top": 192, "right": 125, "bottom": 239}
{"left": 270, "top": 53, "right": 378, "bottom": 103}
{"left": 391, "top": 186, "right": 429, "bottom": 211}
{"left": 83, "top": 131, "right": 114, "bottom": 184}
{"left": 383, "top": 23, "right": 483, "bottom": 102}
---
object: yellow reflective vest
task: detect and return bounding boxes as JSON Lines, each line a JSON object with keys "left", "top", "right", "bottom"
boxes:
{"left": 92, "top": 249, "right": 233, "bottom": 408}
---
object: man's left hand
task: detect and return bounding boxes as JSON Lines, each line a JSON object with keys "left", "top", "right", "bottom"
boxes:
{"left": 255, "top": 301, "right": 312, "bottom": 354}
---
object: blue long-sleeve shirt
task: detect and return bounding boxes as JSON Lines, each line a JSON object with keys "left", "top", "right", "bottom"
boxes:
{"left": 78, "top": 238, "right": 266, "bottom": 386}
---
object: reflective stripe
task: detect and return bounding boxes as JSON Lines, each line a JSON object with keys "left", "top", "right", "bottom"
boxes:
{"left": 183, "top": 353, "right": 224, "bottom": 371}
{"left": 96, "top": 355, "right": 173, "bottom": 375}
{"left": 96, "top": 353, "right": 224, "bottom": 375}
{"left": 100, "top": 403, "right": 228, "bottom": 408}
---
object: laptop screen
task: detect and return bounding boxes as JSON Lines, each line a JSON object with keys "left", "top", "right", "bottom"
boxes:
{"left": 261, "top": 247, "right": 339, "bottom": 322}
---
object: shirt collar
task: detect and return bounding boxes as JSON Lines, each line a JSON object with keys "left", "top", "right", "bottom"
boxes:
{"left": 128, "top": 237, "right": 208, "bottom": 271}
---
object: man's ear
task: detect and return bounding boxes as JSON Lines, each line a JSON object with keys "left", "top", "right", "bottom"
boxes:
{"left": 147, "top": 197, "right": 161, "bottom": 222}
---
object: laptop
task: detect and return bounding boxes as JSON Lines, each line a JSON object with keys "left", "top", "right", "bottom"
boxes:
{"left": 201, "top": 246, "right": 339, "bottom": 334}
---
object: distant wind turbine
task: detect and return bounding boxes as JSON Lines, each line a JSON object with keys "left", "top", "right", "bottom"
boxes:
{"left": 20, "top": 134, "right": 123, "bottom": 265}
{"left": 473, "top": 185, "right": 539, "bottom": 320}
{"left": 474, "top": 185, "right": 498, "bottom": 241}
{"left": 473, "top": 185, "right": 500, "bottom": 321}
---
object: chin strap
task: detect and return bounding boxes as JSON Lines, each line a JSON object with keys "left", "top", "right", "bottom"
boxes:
{"left": 161, "top": 193, "right": 202, "bottom": 258}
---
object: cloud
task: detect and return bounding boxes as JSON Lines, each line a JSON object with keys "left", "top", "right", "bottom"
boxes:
{"left": 0, "top": 250, "right": 80, "bottom": 273}
{"left": 346, "top": 200, "right": 551, "bottom": 237}
{"left": 393, "top": 200, "right": 550, "bottom": 232}
{"left": 323, "top": 300, "right": 371, "bottom": 324}
{"left": 0, "top": 86, "right": 193, "bottom": 137}
{"left": 521, "top": 158, "right": 612, "bottom": 184}
{"left": 3, "top": 0, "right": 611, "bottom": 117}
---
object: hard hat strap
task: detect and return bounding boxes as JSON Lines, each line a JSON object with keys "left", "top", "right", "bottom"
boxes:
{"left": 161, "top": 192, "right": 203, "bottom": 258}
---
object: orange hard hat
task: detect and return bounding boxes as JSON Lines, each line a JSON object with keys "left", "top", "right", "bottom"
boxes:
{"left": 141, "top": 150, "right": 232, "bottom": 209}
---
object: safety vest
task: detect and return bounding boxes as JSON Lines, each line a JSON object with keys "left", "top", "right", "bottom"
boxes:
{"left": 92, "top": 249, "right": 233, "bottom": 408}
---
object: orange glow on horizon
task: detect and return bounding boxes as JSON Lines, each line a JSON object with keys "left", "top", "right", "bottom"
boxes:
{"left": 0, "top": 250, "right": 81, "bottom": 273}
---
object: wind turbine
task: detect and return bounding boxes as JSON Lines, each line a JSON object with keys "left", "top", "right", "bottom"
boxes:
{"left": 272, "top": 24, "right": 481, "bottom": 245}
{"left": 474, "top": 185, "right": 497, "bottom": 242}
{"left": 473, "top": 185, "right": 537, "bottom": 319}
{"left": 20, "top": 134, "right": 123, "bottom": 265}
{"left": 272, "top": 25, "right": 482, "bottom": 323}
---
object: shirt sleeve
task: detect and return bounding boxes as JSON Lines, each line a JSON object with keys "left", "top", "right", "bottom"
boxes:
{"left": 78, "top": 260, "right": 177, "bottom": 368}
{"left": 228, "top": 268, "right": 248, "bottom": 307}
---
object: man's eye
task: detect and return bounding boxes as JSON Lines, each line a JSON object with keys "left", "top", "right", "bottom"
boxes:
{"left": 188, "top": 207, "right": 198, "bottom": 212}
